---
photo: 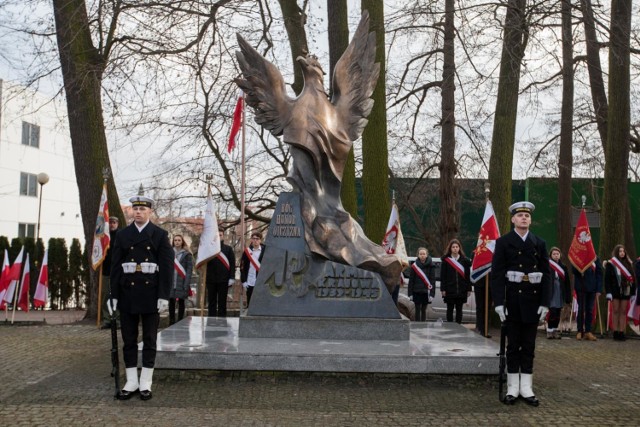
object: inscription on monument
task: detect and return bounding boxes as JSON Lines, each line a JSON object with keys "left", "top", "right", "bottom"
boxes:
{"left": 271, "top": 202, "right": 302, "bottom": 238}
{"left": 315, "top": 264, "right": 381, "bottom": 300}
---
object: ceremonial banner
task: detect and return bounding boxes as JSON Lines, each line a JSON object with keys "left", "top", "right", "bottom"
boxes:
{"left": 33, "top": 250, "right": 49, "bottom": 308}
{"left": 382, "top": 202, "right": 409, "bottom": 268}
{"left": 91, "top": 183, "right": 110, "bottom": 270}
{"left": 470, "top": 200, "right": 500, "bottom": 283}
{"left": 195, "top": 187, "right": 221, "bottom": 269}
{"left": 227, "top": 95, "right": 244, "bottom": 153}
{"left": 568, "top": 209, "right": 597, "bottom": 273}
{"left": 17, "top": 253, "right": 30, "bottom": 312}
{"left": 1, "top": 247, "right": 24, "bottom": 309}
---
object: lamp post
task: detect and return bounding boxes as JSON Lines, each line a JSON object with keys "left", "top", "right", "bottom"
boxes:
{"left": 36, "top": 172, "right": 49, "bottom": 242}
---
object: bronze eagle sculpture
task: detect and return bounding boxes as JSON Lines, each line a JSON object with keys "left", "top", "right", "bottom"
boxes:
{"left": 235, "top": 11, "right": 402, "bottom": 292}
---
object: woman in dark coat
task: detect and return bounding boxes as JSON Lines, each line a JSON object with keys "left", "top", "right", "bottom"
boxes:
{"left": 407, "top": 247, "right": 436, "bottom": 322}
{"left": 547, "top": 247, "right": 571, "bottom": 339}
{"left": 604, "top": 244, "right": 636, "bottom": 341}
{"left": 440, "top": 238, "right": 471, "bottom": 324}
{"left": 169, "top": 234, "right": 193, "bottom": 325}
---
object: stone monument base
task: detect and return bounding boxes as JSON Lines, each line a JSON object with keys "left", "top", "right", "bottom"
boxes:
{"left": 238, "top": 315, "right": 410, "bottom": 341}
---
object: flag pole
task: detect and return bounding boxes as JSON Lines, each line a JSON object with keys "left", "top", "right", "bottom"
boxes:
{"left": 97, "top": 264, "right": 104, "bottom": 327}
{"left": 240, "top": 92, "right": 247, "bottom": 316}
{"left": 484, "top": 183, "right": 490, "bottom": 337}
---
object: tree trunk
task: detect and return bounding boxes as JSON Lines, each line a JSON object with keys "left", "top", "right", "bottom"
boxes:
{"left": 327, "top": 0, "right": 358, "bottom": 218}
{"left": 438, "top": 0, "right": 459, "bottom": 245}
{"left": 558, "top": 0, "right": 574, "bottom": 256}
{"left": 488, "top": 0, "right": 528, "bottom": 231}
{"left": 600, "top": 0, "right": 632, "bottom": 255}
{"left": 580, "top": 0, "right": 609, "bottom": 149}
{"left": 360, "top": 0, "right": 391, "bottom": 243}
{"left": 52, "top": 0, "right": 122, "bottom": 320}
{"left": 277, "top": 0, "right": 309, "bottom": 96}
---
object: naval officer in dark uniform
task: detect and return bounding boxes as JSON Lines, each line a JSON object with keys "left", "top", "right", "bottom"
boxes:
{"left": 491, "top": 201, "right": 551, "bottom": 407}
{"left": 109, "top": 195, "right": 173, "bottom": 401}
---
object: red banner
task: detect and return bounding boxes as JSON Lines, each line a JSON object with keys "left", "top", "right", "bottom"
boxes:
{"left": 568, "top": 209, "right": 597, "bottom": 274}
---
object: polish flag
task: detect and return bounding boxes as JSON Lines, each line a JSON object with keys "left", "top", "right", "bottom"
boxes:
{"left": 0, "top": 247, "right": 24, "bottom": 310}
{"left": 33, "top": 250, "right": 49, "bottom": 308}
{"left": 17, "top": 253, "right": 30, "bottom": 312}
{"left": 227, "top": 95, "right": 244, "bottom": 153}
{"left": 382, "top": 202, "right": 409, "bottom": 269}
{"left": 0, "top": 250, "right": 11, "bottom": 306}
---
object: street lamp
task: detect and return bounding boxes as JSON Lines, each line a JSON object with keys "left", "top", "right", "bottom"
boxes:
{"left": 36, "top": 172, "right": 49, "bottom": 242}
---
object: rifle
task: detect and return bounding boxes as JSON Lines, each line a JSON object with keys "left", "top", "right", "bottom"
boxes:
{"left": 109, "top": 295, "right": 120, "bottom": 399}
{"left": 498, "top": 321, "right": 507, "bottom": 402}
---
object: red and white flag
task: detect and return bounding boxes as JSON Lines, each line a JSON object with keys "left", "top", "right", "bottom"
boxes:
{"left": 174, "top": 256, "right": 186, "bottom": 279}
{"left": 0, "top": 250, "right": 11, "bottom": 306}
{"left": 568, "top": 209, "right": 597, "bottom": 274}
{"left": 16, "top": 253, "right": 30, "bottom": 312}
{"left": 33, "top": 250, "right": 49, "bottom": 308}
{"left": 196, "top": 186, "right": 221, "bottom": 270}
{"left": 470, "top": 200, "right": 500, "bottom": 283}
{"left": 227, "top": 95, "right": 244, "bottom": 153}
{"left": 1, "top": 247, "right": 24, "bottom": 309}
{"left": 91, "top": 183, "right": 110, "bottom": 270}
{"left": 382, "top": 202, "right": 409, "bottom": 269}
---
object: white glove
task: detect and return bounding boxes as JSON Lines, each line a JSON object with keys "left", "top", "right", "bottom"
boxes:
{"left": 242, "top": 282, "right": 248, "bottom": 290}
{"left": 495, "top": 305, "right": 506, "bottom": 322}
{"left": 107, "top": 299, "right": 118, "bottom": 316}
{"left": 537, "top": 306, "right": 549, "bottom": 322}
{"left": 606, "top": 293, "right": 613, "bottom": 301}
{"left": 228, "top": 279, "right": 234, "bottom": 287}
{"left": 428, "top": 296, "right": 433, "bottom": 303}
{"left": 157, "top": 298, "right": 169, "bottom": 313}
{"left": 409, "top": 295, "right": 413, "bottom": 301}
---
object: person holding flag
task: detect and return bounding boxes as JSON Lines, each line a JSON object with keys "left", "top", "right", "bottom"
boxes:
{"left": 240, "top": 231, "right": 264, "bottom": 309}
{"left": 169, "top": 234, "right": 193, "bottom": 325}
{"left": 407, "top": 247, "right": 436, "bottom": 322}
{"left": 547, "top": 247, "right": 571, "bottom": 339}
{"left": 206, "top": 230, "right": 236, "bottom": 317}
{"left": 440, "top": 238, "right": 472, "bottom": 324}
{"left": 110, "top": 195, "right": 173, "bottom": 401}
{"left": 604, "top": 244, "right": 636, "bottom": 341}
{"left": 491, "top": 201, "right": 550, "bottom": 407}
{"left": 100, "top": 216, "right": 120, "bottom": 329}
{"left": 569, "top": 208, "right": 602, "bottom": 341}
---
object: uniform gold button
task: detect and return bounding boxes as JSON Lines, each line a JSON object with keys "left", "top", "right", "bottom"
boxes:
{"left": 145, "top": 258, "right": 148, "bottom": 261}
{"left": 131, "top": 282, "right": 135, "bottom": 286}
{"left": 130, "top": 247, "right": 134, "bottom": 250}
{"left": 519, "top": 290, "right": 522, "bottom": 293}
{"left": 147, "top": 246, "right": 151, "bottom": 250}
{"left": 145, "top": 281, "right": 149, "bottom": 285}
{"left": 519, "top": 264, "right": 523, "bottom": 268}
{"left": 518, "top": 251, "right": 521, "bottom": 255}
{"left": 534, "top": 265, "right": 537, "bottom": 268}
{"left": 131, "top": 259, "right": 135, "bottom": 262}
{"left": 534, "top": 290, "right": 537, "bottom": 293}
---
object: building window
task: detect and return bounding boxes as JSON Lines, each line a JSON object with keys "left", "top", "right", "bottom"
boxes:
{"left": 18, "top": 223, "right": 36, "bottom": 239}
{"left": 20, "top": 172, "right": 38, "bottom": 197}
{"left": 21, "top": 121, "right": 40, "bottom": 148}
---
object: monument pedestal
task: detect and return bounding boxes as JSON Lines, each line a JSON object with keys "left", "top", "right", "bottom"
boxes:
{"left": 239, "top": 315, "right": 410, "bottom": 341}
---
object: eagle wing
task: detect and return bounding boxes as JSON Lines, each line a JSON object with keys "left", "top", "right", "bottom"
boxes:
{"left": 330, "top": 11, "right": 380, "bottom": 141}
{"left": 234, "top": 34, "right": 293, "bottom": 136}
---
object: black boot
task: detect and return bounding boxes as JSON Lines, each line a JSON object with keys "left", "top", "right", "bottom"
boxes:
{"left": 613, "top": 331, "right": 621, "bottom": 341}
{"left": 620, "top": 332, "right": 627, "bottom": 341}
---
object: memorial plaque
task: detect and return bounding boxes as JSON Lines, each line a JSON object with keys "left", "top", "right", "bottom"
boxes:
{"left": 246, "top": 192, "right": 400, "bottom": 319}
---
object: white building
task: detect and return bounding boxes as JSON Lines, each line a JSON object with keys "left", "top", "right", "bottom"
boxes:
{"left": 0, "top": 78, "right": 83, "bottom": 245}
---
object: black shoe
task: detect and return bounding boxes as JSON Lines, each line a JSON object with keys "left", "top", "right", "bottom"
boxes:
{"left": 140, "top": 389, "right": 153, "bottom": 401}
{"left": 521, "top": 395, "right": 539, "bottom": 407}
{"left": 613, "top": 331, "right": 621, "bottom": 341}
{"left": 620, "top": 332, "right": 627, "bottom": 341}
{"left": 503, "top": 394, "right": 518, "bottom": 405}
{"left": 100, "top": 323, "right": 111, "bottom": 330}
{"left": 117, "top": 389, "right": 139, "bottom": 400}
